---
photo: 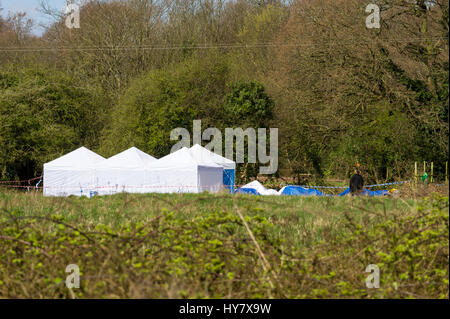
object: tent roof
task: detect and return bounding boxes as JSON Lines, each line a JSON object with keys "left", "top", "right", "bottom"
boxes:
{"left": 148, "top": 147, "right": 222, "bottom": 170}
{"left": 44, "top": 147, "right": 105, "bottom": 170}
{"left": 189, "top": 144, "right": 236, "bottom": 169}
{"left": 97, "top": 147, "right": 156, "bottom": 169}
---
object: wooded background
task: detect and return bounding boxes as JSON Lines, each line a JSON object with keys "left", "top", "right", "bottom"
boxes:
{"left": 0, "top": 0, "right": 448, "bottom": 184}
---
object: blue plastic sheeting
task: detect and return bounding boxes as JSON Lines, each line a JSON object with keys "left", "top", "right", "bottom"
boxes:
{"left": 223, "top": 169, "right": 235, "bottom": 194}
{"left": 280, "top": 186, "right": 324, "bottom": 196}
{"left": 235, "top": 188, "right": 259, "bottom": 195}
{"left": 235, "top": 185, "right": 390, "bottom": 197}
{"left": 338, "top": 188, "right": 389, "bottom": 197}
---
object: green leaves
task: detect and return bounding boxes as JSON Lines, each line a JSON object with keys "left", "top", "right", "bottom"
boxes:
{"left": 101, "top": 54, "right": 229, "bottom": 158}
{"left": 0, "top": 67, "right": 109, "bottom": 180}
{"left": 224, "top": 81, "right": 274, "bottom": 127}
{"left": 0, "top": 189, "right": 447, "bottom": 298}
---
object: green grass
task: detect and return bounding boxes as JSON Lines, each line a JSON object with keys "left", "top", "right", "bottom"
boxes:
{"left": 0, "top": 190, "right": 448, "bottom": 298}
{"left": 0, "top": 191, "right": 416, "bottom": 247}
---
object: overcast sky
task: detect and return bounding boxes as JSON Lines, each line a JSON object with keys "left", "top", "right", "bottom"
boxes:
{"left": 1, "top": 0, "right": 68, "bottom": 35}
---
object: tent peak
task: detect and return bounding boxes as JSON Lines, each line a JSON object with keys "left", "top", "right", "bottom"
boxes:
{"left": 44, "top": 146, "right": 105, "bottom": 170}
{"left": 188, "top": 144, "right": 236, "bottom": 169}
{"left": 149, "top": 146, "right": 222, "bottom": 168}
{"left": 99, "top": 146, "right": 156, "bottom": 168}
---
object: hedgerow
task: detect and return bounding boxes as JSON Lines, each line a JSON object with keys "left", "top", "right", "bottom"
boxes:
{"left": 0, "top": 193, "right": 447, "bottom": 298}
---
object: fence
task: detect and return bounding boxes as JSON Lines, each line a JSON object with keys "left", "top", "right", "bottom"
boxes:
{"left": 414, "top": 161, "right": 448, "bottom": 185}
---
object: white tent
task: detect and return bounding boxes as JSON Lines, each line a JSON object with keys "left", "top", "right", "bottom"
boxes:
{"left": 144, "top": 147, "right": 223, "bottom": 193}
{"left": 43, "top": 147, "right": 105, "bottom": 197}
{"left": 189, "top": 144, "right": 236, "bottom": 192}
{"left": 94, "top": 147, "right": 157, "bottom": 195}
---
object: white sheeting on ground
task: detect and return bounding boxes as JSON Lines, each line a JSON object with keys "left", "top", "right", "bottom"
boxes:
{"left": 94, "top": 147, "right": 157, "bottom": 195}
{"left": 240, "top": 180, "right": 279, "bottom": 196}
{"left": 144, "top": 147, "right": 223, "bottom": 193}
{"left": 43, "top": 147, "right": 105, "bottom": 197}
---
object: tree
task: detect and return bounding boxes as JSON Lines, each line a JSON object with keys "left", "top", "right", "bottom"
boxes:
{"left": 40, "top": 0, "right": 248, "bottom": 93}
{"left": 270, "top": 0, "right": 448, "bottom": 179}
{"left": 0, "top": 0, "right": 447, "bottom": 183}
{"left": 229, "top": 3, "right": 288, "bottom": 80}
{"left": 224, "top": 81, "right": 274, "bottom": 127}
{"left": 0, "top": 10, "right": 38, "bottom": 67}
{"left": 0, "top": 67, "right": 109, "bottom": 180}
{"left": 41, "top": 0, "right": 167, "bottom": 91}
{"left": 101, "top": 52, "right": 230, "bottom": 158}
{"left": 224, "top": 81, "right": 275, "bottom": 181}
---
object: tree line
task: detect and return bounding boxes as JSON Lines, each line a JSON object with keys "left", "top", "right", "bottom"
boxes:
{"left": 0, "top": 0, "right": 448, "bottom": 184}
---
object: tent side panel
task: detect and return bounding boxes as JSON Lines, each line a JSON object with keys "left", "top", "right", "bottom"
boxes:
{"left": 43, "top": 168, "right": 94, "bottom": 197}
{"left": 144, "top": 167, "right": 198, "bottom": 193}
{"left": 197, "top": 166, "right": 223, "bottom": 193}
{"left": 94, "top": 168, "right": 148, "bottom": 195}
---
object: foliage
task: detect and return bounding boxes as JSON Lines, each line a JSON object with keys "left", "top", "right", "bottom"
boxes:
{"left": 0, "top": 190, "right": 447, "bottom": 298}
{"left": 327, "top": 104, "right": 419, "bottom": 183}
{"left": 302, "top": 194, "right": 449, "bottom": 298}
{"left": 0, "top": 68, "right": 109, "bottom": 180}
{"left": 224, "top": 81, "right": 274, "bottom": 127}
{"left": 0, "top": 0, "right": 448, "bottom": 181}
{"left": 270, "top": 0, "right": 449, "bottom": 179}
{"left": 100, "top": 53, "right": 230, "bottom": 158}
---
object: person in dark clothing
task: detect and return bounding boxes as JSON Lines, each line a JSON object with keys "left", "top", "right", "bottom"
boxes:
{"left": 349, "top": 169, "right": 364, "bottom": 195}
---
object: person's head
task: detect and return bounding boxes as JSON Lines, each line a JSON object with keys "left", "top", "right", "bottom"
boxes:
{"left": 355, "top": 161, "right": 361, "bottom": 175}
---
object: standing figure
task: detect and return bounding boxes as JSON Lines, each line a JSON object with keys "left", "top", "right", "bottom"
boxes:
{"left": 349, "top": 169, "right": 364, "bottom": 196}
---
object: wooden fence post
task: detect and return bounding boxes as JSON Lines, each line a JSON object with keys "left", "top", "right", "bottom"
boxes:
{"left": 446, "top": 161, "right": 448, "bottom": 184}
{"left": 430, "top": 162, "right": 433, "bottom": 184}
{"left": 414, "top": 161, "right": 418, "bottom": 186}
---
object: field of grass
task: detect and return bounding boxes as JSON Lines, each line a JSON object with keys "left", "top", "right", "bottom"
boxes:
{"left": 0, "top": 189, "right": 448, "bottom": 298}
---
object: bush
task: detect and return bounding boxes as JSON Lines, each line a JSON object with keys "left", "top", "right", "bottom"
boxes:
{"left": 0, "top": 192, "right": 447, "bottom": 298}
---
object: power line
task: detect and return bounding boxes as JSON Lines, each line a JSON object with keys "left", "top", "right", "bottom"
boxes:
{"left": 0, "top": 37, "right": 447, "bottom": 52}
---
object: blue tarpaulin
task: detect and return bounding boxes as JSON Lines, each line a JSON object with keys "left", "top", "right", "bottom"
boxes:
{"left": 223, "top": 169, "right": 235, "bottom": 194}
{"left": 279, "top": 186, "right": 324, "bottom": 196}
{"left": 235, "top": 185, "right": 390, "bottom": 197}
{"left": 235, "top": 188, "right": 259, "bottom": 195}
